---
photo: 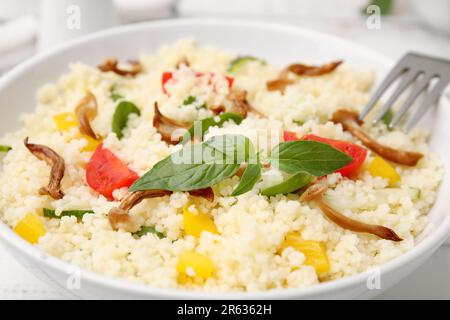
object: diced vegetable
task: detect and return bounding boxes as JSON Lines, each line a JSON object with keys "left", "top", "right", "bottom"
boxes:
{"left": 132, "top": 225, "right": 165, "bottom": 239}
{"left": 162, "top": 71, "right": 234, "bottom": 95}
{"left": 81, "top": 135, "right": 102, "bottom": 152}
{"left": 227, "top": 56, "right": 265, "bottom": 75}
{"left": 176, "top": 251, "right": 216, "bottom": 283}
{"left": 280, "top": 232, "right": 330, "bottom": 274}
{"left": 43, "top": 208, "right": 94, "bottom": 220}
{"left": 13, "top": 213, "right": 46, "bottom": 244}
{"left": 110, "top": 84, "right": 124, "bottom": 102}
{"left": 368, "top": 155, "right": 400, "bottom": 186}
{"left": 112, "top": 101, "right": 141, "bottom": 139}
{"left": 0, "top": 145, "right": 12, "bottom": 153}
{"left": 53, "top": 112, "right": 102, "bottom": 152}
{"left": 381, "top": 109, "right": 393, "bottom": 126}
{"left": 53, "top": 112, "right": 78, "bottom": 131}
{"left": 301, "top": 134, "right": 367, "bottom": 177}
{"left": 182, "top": 95, "right": 206, "bottom": 110}
{"left": 86, "top": 144, "right": 139, "bottom": 199}
{"left": 183, "top": 203, "right": 218, "bottom": 238}
{"left": 283, "top": 131, "right": 298, "bottom": 141}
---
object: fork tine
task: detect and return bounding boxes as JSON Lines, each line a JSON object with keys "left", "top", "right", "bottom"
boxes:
{"left": 405, "top": 76, "right": 450, "bottom": 131}
{"left": 373, "top": 69, "right": 420, "bottom": 123}
{"left": 389, "top": 74, "right": 432, "bottom": 128}
{"left": 359, "top": 64, "right": 408, "bottom": 120}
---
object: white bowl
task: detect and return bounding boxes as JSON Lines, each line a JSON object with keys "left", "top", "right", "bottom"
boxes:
{"left": 0, "top": 19, "right": 449, "bottom": 299}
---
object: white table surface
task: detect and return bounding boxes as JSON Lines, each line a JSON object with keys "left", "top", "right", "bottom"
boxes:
{"left": 1, "top": 0, "right": 449, "bottom": 300}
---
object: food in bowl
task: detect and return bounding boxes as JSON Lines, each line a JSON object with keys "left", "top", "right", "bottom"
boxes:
{"left": 0, "top": 39, "right": 443, "bottom": 292}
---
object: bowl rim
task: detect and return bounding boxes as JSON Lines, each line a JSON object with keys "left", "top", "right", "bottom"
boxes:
{"left": 0, "top": 17, "right": 449, "bottom": 299}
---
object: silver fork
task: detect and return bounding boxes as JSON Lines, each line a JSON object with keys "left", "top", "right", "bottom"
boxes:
{"left": 359, "top": 52, "right": 450, "bottom": 131}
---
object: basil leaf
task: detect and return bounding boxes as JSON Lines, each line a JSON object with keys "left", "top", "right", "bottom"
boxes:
{"left": 231, "top": 162, "right": 261, "bottom": 196}
{"left": 0, "top": 145, "right": 12, "bottom": 153}
{"left": 261, "top": 171, "right": 314, "bottom": 196}
{"left": 269, "top": 140, "right": 352, "bottom": 176}
{"left": 183, "top": 95, "right": 206, "bottom": 110}
{"left": 381, "top": 109, "right": 393, "bottom": 125}
{"left": 110, "top": 85, "right": 124, "bottom": 102}
{"left": 112, "top": 101, "right": 141, "bottom": 139}
{"left": 43, "top": 208, "right": 94, "bottom": 220}
{"left": 181, "top": 112, "right": 243, "bottom": 144}
{"left": 132, "top": 226, "right": 165, "bottom": 239}
{"left": 130, "top": 135, "right": 251, "bottom": 192}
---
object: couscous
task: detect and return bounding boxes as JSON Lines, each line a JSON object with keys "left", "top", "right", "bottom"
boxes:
{"left": 0, "top": 39, "right": 443, "bottom": 292}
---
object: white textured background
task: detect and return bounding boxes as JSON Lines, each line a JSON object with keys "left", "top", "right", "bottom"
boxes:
{"left": 0, "top": 0, "right": 449, "bottom": 299}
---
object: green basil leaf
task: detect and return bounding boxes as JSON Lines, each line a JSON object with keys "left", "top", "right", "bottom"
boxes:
{"left": 182, "top": 95, "right": 206, "bottom": 110}
{"left": 181, "top": 112, "right": 243, "bottom": 144}
{"left": 43, "top": 208, "right": 94, "bottom": 220}
{"left": 0, "top": 145, "right": 12, "bottom": 153}
{"left": 261, "top": 171, "right": 314, "bottom": 196}
{"left": 231, "top": 162, "right": 261, "bottom": 196}
{"left": 381, "top": 109, "right": 393, "bottom": 125}
{"left": 110, "top": 85, "right": 124, "bottom": 102}
{"left": 269, "top": 140, "right": 352, "bottom": 176}
{"left": 112, "top": 101, "right": 141, "bottom": 139}
{"left": 130, "top": 134, "right": 252, "bottom": 192}
{"left": 132, "top": 226, "right": 165, "bottom": 239}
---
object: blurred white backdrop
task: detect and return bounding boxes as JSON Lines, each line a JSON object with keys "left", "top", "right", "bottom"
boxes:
{"left": 0, "top": 0, "right": 449, "bottom": 299}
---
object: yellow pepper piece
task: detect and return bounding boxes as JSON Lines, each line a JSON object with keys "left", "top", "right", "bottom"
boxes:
{"left": 280, "top": 232, "right": 330, "bottom": 274}
{"left": 53, "top": 112, "right": 78, "bottom": 131}
{"left": 183, "top": 203, "right": 218, "bottom": 238}
{"left": 13, "top": 213, "right": 46, "bottom": 244}
{"left": 176, "top": 251, "right": 216, "bottom": 282}
{"left": 80, "top": 135, "right": 101, "bottom": 152}
{"left": 368, "top": 155, "right": 401, "bottom": 186}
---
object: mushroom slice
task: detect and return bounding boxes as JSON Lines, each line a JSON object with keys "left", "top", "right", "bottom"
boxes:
{"left": 175, "top": 57, "right": 190, "bottom": 69}
{"left": 332, "top": 109, "right": 423, "bottom": 166}
{"left": 187, "top": 187, "right": 214, "bottom": 202}
{"left": 108, "top": 188, "right": 214, "bottom": 231}
{"left": 24, "top": 137, "right": 65, "bottom": 200}
{"left": 266, "top": 78, "right": 294, "bottom": 93}
{"left": 98, "top": 58, "right": 142, "bottom": 77}
{"left": 228, "top": 89, "right": 266, "bottom": 118}
{"left": 285, "top": 60, "right": 343, "bottom": 76}
{"left": 300, "top": 183, "right": 402, "bottom": 242}
{"left": 267, "top": 60, "right": 342, "bottom": 93}
{"left": 153, "top": 102, "right": 190, "bottom": 145}
{"left": 75, "top": 91, "right": 101, "bottom": 140}
{"left": 109, "top": 189, "right": 172, "bottom": 232}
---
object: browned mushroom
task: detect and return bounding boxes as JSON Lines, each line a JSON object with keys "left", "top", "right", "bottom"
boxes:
{"left": 300, "top": 182, "right": 402, "bottom": 242}
{"left": 332, "top": 109, "right": 423, "bottom": 166}
{"left": 175, "top": 57, "right": 190, "bottom": 69}
{"left": 267, "top": 60, "right": 342, "bottom": 93}
{"left": 186, "top": 187, "right": 215, "bottom": 202}
{"left": 109, "top": 188, "right": 214, "bottom": 231}
{"left": 75, "top": 91, "right": 101, "bottom": 140}
{"left": 285, "top": 61, "right": 343, "bottom": 77}
{"left": 153, "top": 102, "right": 190, "bottom": 144}
{"left": 227, "top": 90, "right": 266, "bottom": 118}
{"left": 109, "top": 189, "right": 172, "bottom": 232}
{"left": 98, "top": 58, "right": 142, "bottom": 77}
{"left": 24, "top": 137, "right": 65, "bottom": 200}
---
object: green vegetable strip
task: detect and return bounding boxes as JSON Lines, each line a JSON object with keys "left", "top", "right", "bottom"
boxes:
{"left": 0, "top": 145, "right": 12, "bottom": 153}
{"left": 43, "top": 208, "right": 94, "bottom": 220}
{"left": 132, "top": 226, "right": 165, "bottom": 239}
